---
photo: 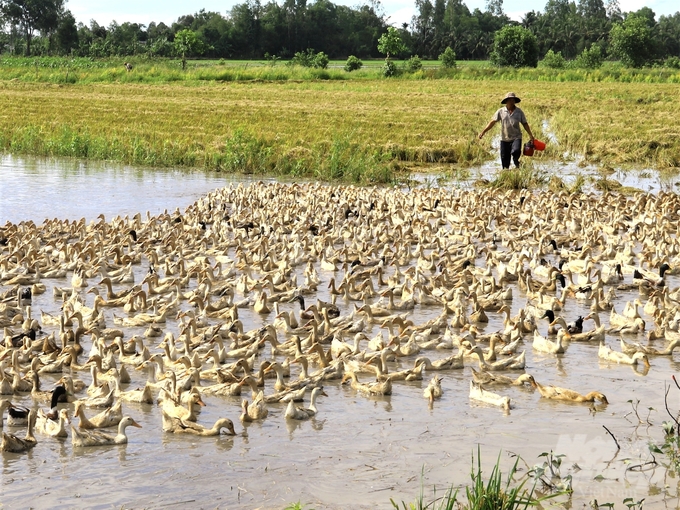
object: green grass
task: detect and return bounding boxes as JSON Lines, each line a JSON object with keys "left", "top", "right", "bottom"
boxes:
{"left": 2, "top": 56, "right": 679, "bottom": 84}
{"left": 391, "top": 448, "right": 569, "bottom": 510}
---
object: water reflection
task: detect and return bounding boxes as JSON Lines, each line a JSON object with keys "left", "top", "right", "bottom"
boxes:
{"left": 0, "top": 155, "right": 262, "bottom": 223}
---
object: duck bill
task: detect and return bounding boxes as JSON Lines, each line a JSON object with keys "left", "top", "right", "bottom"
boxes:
{"left": 131, "top": 420, "right": 143, "bottom": 428}
{"left": 197, "top": 397, "right": 207, "bottom": 407}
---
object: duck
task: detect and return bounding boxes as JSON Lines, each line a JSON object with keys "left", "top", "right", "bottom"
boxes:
{"left": 341, "top": 372, "right": 392, "bottom": 396}
{"left": 112, "top": 378, "right": 154, "bottom": 404}
{"left": 619, "top": 337, "right": 680, "bottom": 357}
{"left": 284, "top": 387, "right": 328, "bottom": 420}
{"left": 413, "top": 353, "right": 464, "bottom": 371}
{"left": 240, "top": 391, "right": 269, "bottom": 422}
{"left": 469, "top": 381, "right": 511, "bottom": 410}
{"left": 529, "top": 375, "right": 608, "bottom": 403}
{"left": 1, "top": 409, "right": 37, "bottom": 452}
{"left": 598, "top": 341, "right": 650, "bottom": 367}
{"left": 470, "top": 368, "right": 534, "bottom": 387}
{"left": 162, "top": 411, "right": 237, "bottom": 436}
{"left": 35, "top": 408, "right": 70, "bottom": 438}
{"left": 423, "top": 375, "right": 443, "bottom": 404}
{"left": 77, "top": 385, "right": 116, "bottom": 408}
{"left": 5, "top": 402, "right": 31, "bottom": 426}
{"left": 71, "top": 415, "right": 142, "bottom": 447}
{"left": 554, "top": 313, "right": 606, "bottom": 342}
{"left": 532, "top": 328, "right": 569, "bottom": 354}
{"left": 161, "top": 390, "right": 206, "bottom": 422}
{"left": 471, "top": 347, "right": 526, "bottom": 371}
{"left": 196, "top": 378, "right": 245, "bottom": 397}
{"left": 73, "top": 400, "right": 123, "bottom": 429}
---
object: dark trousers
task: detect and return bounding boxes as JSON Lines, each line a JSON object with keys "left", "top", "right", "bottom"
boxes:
{"left": 500, "top": 139, "right": 522, "bottom": 169}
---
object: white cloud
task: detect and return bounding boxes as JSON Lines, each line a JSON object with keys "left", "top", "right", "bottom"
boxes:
{"left": 506, "top": 10, "right": 525, "bottom": 21}
{"left": 387, "top": 7, "right": 417, "bottom": 26}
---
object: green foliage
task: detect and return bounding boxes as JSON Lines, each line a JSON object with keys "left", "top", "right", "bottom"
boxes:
{"left": 406, "top": 55, "right": 423, "bottom": 72}
{"left": 540, "top": 49, "right": 566, "bottom": 69}
{"left": 313, "top": 51, "right": 329, "bottom": 69}
{"left": 0, "top": 0, "right": 63, "bottom": 55}
{"left": 263, "top": 52, "right": 280, "bottom": 65}
{"left": 283, "top": 503, "right": 308, "bottom": 510}
{"left": 439, "top": 47, "right": 457, "bottom": 68}
{"left": 610, "top": 15, "right": 655, "bottom": 68}
{"left": 2, "top": 0, "right": 679, "bottom": 65}
{"left": 465, "top": 449, "right": 536, "bottom": 509}
{"left": 289, "top": 49, "right": 329, "bottom": 69}
{"left": 664, "top": 56, "right": 680, "bottom": 69}
{"left": 490, "top": 26, "right": 539, "bottom": 68}
{"left": 344, "top": 55, "right": 363, "bottom": 72}
{"left": 382, "top": 59, "right": 399, "bottom": 77}
{"left": 378, "top": 27, "right": 407, "bottom": 59}
{"left": 573, "top": 44, "right": 603, "bottom": 69}
{"left": 174, "top": 29, "right": 205, "bottom": 70}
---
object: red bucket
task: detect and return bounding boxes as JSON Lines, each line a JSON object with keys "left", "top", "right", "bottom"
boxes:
{"left": 523, "top": 142, "right": 534, "bottom": 157}
{"left": 533, "top": 139, "right": 546, "bottom": 151}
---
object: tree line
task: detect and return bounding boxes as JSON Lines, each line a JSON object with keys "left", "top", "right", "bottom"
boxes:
{"left": 0, "top": 0, "right": 678, "bottom": 67}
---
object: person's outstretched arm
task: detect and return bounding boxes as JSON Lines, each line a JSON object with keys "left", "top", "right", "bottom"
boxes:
{"left": 478, "top": 120, "right": 496, "bottom": 139}
{"left": 522, "top": 122, "right": 535, "bottom": 141}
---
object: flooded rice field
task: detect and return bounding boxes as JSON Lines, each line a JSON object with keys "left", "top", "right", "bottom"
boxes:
{"left": 2, "top": 156, "right": 680, "bottom": 509}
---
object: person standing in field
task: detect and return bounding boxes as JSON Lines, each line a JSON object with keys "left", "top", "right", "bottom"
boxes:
{"left": 478, "top": 92, "right": 535, "bottom": 169}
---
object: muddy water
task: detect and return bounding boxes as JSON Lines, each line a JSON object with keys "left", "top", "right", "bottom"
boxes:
{"left": 2, "top": 156, "right": 680, "bottom": 509}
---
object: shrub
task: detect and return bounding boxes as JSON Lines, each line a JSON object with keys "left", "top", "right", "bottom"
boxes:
{"left": 540, "top": 49, "right": 565, "bottom": 69}
{"left": 664, "top": 56, "right": 680, "bottom": 69}
{"left": 344, "top": 55, "right": 363, "bottom": 72}
{"left": 490, "top": 26, "right": 539, "bottom": 68}
{"left": 382, "top": 59, "right": 398, "bottom": 77}
{"left": 289, "top": 49, "right": 328, "bottom": 69}
{"left": 439, "top": 46, "right": 457, "bottom": 68}
{"left": 406, "top": 55, "right": 422, "bottom": 72}
{"left": 573, "top": 45, "right": 603, "bottom": 69}
{"left": 263, "top": 52, "right": 280, "bottom": 66}
{"left": 313, "top": 51, "right": 329, "bottom": 69}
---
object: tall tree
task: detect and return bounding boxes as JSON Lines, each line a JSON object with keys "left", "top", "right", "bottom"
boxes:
{"left": 55, "top": 8, "right": 77, "bottom": 54}
{"left": 609, "top": 13, "right": 656, "bottom": 67}
{"left": 0, "top": 0, "right": 64, "bottom": 55}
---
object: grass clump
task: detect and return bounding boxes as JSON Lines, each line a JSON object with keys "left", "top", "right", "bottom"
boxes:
{"left": 548, "top": 173, "right": 585, "bottom": 193}
{"left": 392, "top": 448, "right": 569, "bottom": 510}
{"left": 486, "top": 168, "right": 547, "bottom": 190}
{"left": 465, "top": 452, "right": 535, "bottom": 510}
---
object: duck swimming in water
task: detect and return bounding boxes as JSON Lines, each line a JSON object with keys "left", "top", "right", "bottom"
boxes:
{"left": 71, "top": 415, "right": 142, "bottom": 447}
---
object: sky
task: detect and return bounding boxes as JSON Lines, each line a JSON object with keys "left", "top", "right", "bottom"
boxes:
{"left": 66, "top": 0, "right": 679, "bottom": 29}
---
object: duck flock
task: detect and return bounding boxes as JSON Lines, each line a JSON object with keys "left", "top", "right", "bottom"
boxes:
{"left": 1, "top": 181, "right": 679, "bottom": 457}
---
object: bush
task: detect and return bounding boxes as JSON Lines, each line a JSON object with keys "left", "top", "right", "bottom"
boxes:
{"left": 439, "top": 46, "right": 457, "bottom": 68}
{"left": 490, "top": 26, "right": 539, "bottom": 68}
{"left": 344, "top": 55, "right": 363, "bottom": 72}
{"left": 382, "top": 59, "right": 398, "bottom": 77}
{"left": 288, "top": 49, "right": 328, "bottom": 69}
{"left": 264, "top": 52, "right": 280, "bottom": 66}
{"left": 406, "top": 55, "right": 422, "bottom": 72}
{"left": 664, "top": 56, "right": 680, "bottom": 69}
{"left": 540, "top": 49, "right": 565, "bottom": 69}
{"left": 573, "top": 45, "right": 603, "bottom": 69}
{"left": 313, "top": 51, "right": 329, "bottom": 69}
